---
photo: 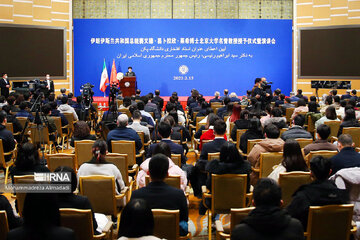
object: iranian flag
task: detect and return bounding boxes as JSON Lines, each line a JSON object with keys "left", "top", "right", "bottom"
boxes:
{"left": 100, "top": 60, "right": 109, "bottom": 92}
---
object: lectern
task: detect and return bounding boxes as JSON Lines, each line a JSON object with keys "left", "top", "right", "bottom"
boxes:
{"left": 120, "top": 76, "right": 137, "bottom": 97}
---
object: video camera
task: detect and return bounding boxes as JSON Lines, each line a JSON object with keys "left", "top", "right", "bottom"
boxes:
{"left": 80, "top": 83, "right": 94, "bottom": 110}
{"left": 261, "top": 81, "right": 273, "bottom": 90}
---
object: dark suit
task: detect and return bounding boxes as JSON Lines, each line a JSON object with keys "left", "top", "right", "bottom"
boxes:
{"left": 152, "top": 95, "right": 164, "bottom": 111}
{"left": 0, "top": 78, "right": 9, "bottom": 98}
{"left": 209, "top": 97, "right": 222, "bottom": 103}
{"left": 0, "top": 124, "right": 15, "bottom": 162}
{"left": 125, "top": 71, "right": 135, "bottom": 76}
{"left": 217, "top": 106, "right": 228, "bottom": 118}
{"left": 330, "top": 147, "right": 360, "bottom": 174}
{"left": 6, "top": 226, "right": 75, "bottom": 240}
{"left": 44, "top": 80, "right": 54, "bottom": 97}
{"left": 341, "top": 94, "right": 351, "bottom": 100}
{"left": 106, "top": 126, "right": 142, "bottom": 153}
{"left": 200, "top": 138, "right": 227, "bottom": 161}
{"left": 131, "top": 181, "right": 188, "bottom": 223}
{"left": 147, "top": 139, "right": 186, "bottom": 164}
{"left": 0, "top": 195, "right": 22, "bottom": 230}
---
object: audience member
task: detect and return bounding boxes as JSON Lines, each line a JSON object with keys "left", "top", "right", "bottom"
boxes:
{"left": 341, "top": 90, "right": 351, "bottom": 100}
{"left": 15, "top": 102, "right": 34, "bottom": 121}
{"left": 303, "top": 124, "right": 337, "bottom": 155}
{"left": 49, "top": 101, "right": 68, "bottom": 128}
{"left": 287, "top": 156, "right": 349, "bottom": 230}
{"left": 281, "top": 114, "right": 312, "bottom": 141}
{"left": 320, "top": 95, "right": 333, "bottom": 113}
{"left": 0, "top": 193, "right": 23, "bottom": 230}
{"left": 142, "top": 95, "right": 161, "bottom": 120}
{"left": 291, "top": 98, "right": 308, "bottom": 120}
{"left": 131, "top": 153, "right": 189, "bottom": 236}
{"left": 239, "top": 118, "right": 264, "bottom": 154}
{"left": 268, "top": 139, "right": 308, "bottom": 182}
{"left": 199, "top": 119, "right": 227, "bottom": 160}
{"left": 263, "top": 107, "right": 287, "bottom": 129}
{"left": 232, "top": 178, "right": 304, "bottom": 240}
{"left": 275, "top": 93, "right": 285, "bottom": 107}
{"left": 101, "top": 103, "right": 120, "bottom": 123}
{"left": 58, "top": 95, "right": 79, "bottom": 121}
{"left": 0, "top": 110, "right": 16, "bottom": 162}
{"left": 70, "top": 121, "right": 96, "bottom": 147}
{"left": 7, "top": 96, "right": 19, "bottom": 113}
{"left": 230, "top": 109, "right": 250, "bottom": 141}
{"left": 152, "top": 89, "right": 164, "bottom": 112}
{"left": 210, "top": 91, "right": 222, "bottom": 103}
{"left": 128, "top": 110, "right": 150, "bottom": 143}
{"left": 337, "top": 108, "right": 360, "bottom": 136}
{"left": 217, "top": 97, "right": 231, "bottom": 118}
{"left": 315, "top": 106, "right": 340, "bottom": 129}
{"left": 282, "top": 98, "right": 295, "bottom": 109}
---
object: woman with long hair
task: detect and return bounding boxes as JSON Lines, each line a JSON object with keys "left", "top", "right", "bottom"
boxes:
{"left": 77, "top": 140, "right": 124, "bottom": 195}
{"left": 231, "top": 109, "right": 251, "bottom": 141}
{"left": 70, "top": 121, "right": 96, "bottom": 147}
{"left": 268, "top": 139, "right": 308, "bottom": 182}
{"left": 337, "top": 108, "right": 360, "bottom": 136}
{"left": 315, "top": 106, "right": 340, "bottom": 129}
{"left": 226, "top": 104, "right": 242, "bottom": 135}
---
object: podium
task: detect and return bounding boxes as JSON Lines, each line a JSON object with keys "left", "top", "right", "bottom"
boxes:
{"left": 120, "top": 76, "right": 137, "bottom": 97}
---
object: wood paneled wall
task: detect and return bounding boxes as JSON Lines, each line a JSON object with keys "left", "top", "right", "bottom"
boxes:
{"left": 0, "top": 0, "right": 72, "bottom": 94}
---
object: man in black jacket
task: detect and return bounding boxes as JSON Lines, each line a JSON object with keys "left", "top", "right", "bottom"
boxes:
{"left": 131, "top": 153, "right": 188, "bottom": 236}
{"left": 281, "top": 114, "right": 312, "bottom": 141}
{"left": 287, "top": 156, "right": 349, "bottom": 230}
{"left": 152, "top": 89, "right": 164, "bottom": 112}
{"left": 0, "top": 73, "right": 10, "bottom": 98}
{"left": 0, "top": 110, "right": 16, "bottom": 162}
{"left": 232, "top": 178, "right": 304, "bottom": 240}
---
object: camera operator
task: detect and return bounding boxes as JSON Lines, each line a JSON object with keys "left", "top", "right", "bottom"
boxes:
{"left": 77, "top": 83, "right": 96, "bottom": 121}
{"left": 251, "top": 77, "right": 272, "bottom": 109}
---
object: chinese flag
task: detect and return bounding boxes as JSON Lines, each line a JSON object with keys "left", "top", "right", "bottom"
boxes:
{"left": 109, "top": 59, "right": 118, "bottom": 86}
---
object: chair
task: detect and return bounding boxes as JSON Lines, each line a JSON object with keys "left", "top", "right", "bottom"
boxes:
{"left": 152, "top": 209, "right": 181, "bottom": 240}
{"left": 79, "top": 175, "right": 128, "bottom": 233}
{"left": 74, "top": 140, "right": 95, "bottom": 169}
{"left": 171, "top": 153, "right": 181, "bottom": 167}
{"left": 145, "top": 175, "right": 181, "bottom": 189}
{"left": 52, "top": 116, "right": 69, "bottom": 151}
{"left": 280, "top": 128, "right": 288, "bottom": 137}
{"left": 60, "top": 208, "right": 106, "bottom": 240}
{"left": 215, "top": 207, "right": 255, "bottom": 239}
{"left": 279, "top": 172, "right": 312, "bottom": 207}
{"left": 63, "top": 113, "right": 75, "bottom": 137}
{"left": 305, "top": 150, "right": 338, "bottom": 167}
{"left": 202, "top": 174, "right": 252, "bottom": 239}
{"left": 137, "top": 131, "right": 151, "bottom": 152}
{"left": 0, "top": 210, "right": 9, "bottom": 240}
{"left": 343, "top": 127, "right": 360, "bottom": 148}
{"left": 208, "top": 152, "right": 220, "bottom": 161}
{"left": 304, "top": 204, "right": 356, "bottom": 240}
{"left": 119, "top": 108, "right": 131, "bottom": 118}
{"left": 307, "top": 114, "right": 316, "bottom": 135}
{"left": 246, "top": 139, "right": 263, "bottom": 155}
{"left": 30, "top": 125, "right": 55, "bottom": 154}
{"left": 16, "top": 117, "right": 28, "bottom": 130}
{"left": 235, "top": 129, "right": 246, "bottom": 150}
{"left": 285, "top": 108, "right": 295, "bottom": 123}
{"left": 252, "top": 152, "right": 283, "bottom": 178}
{"left": 111, "top": 140, "right": 144, "bottom": 170}
{"left": 295, "top": 138, "right": 313, "bottom": 149}
{"left": 13, "top": 175, "right": 35, "bottom": 217}
{"left": 105, "top": 153, "right": 133, "bottom": 201}
{"left": 0, "top": 139, "right": 16, "bottom": 184}
{"left": 47, "top": 154, "right": 76, "bottom": 172}
{"left": 324, "top": 120, "right": 341, "bottom": 139}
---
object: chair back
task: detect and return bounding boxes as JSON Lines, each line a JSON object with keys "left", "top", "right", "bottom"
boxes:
{"left": 208, "top": 152, "right": 220, "bottom": 161}
{"left": 63, "top": 113, "right": 75, "bottom": 134}
{"left": 280, "top": 128, "right": 288, "bottom": 137}
{"left": 236, "top": 129, "right": 247, "bottom": 150}
{"left": 47, "top": 154, "right": 76, "bottom": 172}
{"left": 306, "top": 204, "right": 354, "bottom": 240}
{"left": 30, "top": 125, "right": 50, "bottom": 145}
{"left": 115, "top": 99, "right": 123, "bottom": 108}
{"left": 230, "top": 207, "right": 255, "bottom": 232}
{"left": 5, "top": 122, "right": 13, "bottom": 132}
{"left": 152, "top": 209, "right": 180, "bottom": 240}
{"left": 279, "top": 172, "right": 312, "bottom": 207}
{"left": 212, "top": 174, "right": 247, "bottom": 214}
{"left": 343, "top": 127, "right": 360, "bottom": 148}
{"left": 171, "top": 154, "right": 181, "bottom": 167}
{"left": 51, "top": 117, "right": 63, "bottom": 138}
{"left": 79, "top": 175, "right": 117, "bottom": 216}
{"left": 259, "top": 152, "right": 283, "bottom": 178}
{"left": 324, "top": 121, "right": 341, "bottom": 139}
{"left": 305, "top": 150, "right": 338, "bottom": 167}
{"left": 307, "top": 114, "right": 316, "bottom": 134}
{"left": 137, "top": 131, "right": 145, "bottom": 152}
{"left": 105, "top": 153, "right": 129, "bottom": 186}
{"left": 111, "top": 140, "right": 137, "bottom": 166}
{"left": 0, "top": 139, "right": 8, "bottom": 169}
{"left": 295, "top": 138, "right": 313, "bottom": 149}
{"left": 16, "top": 117, "right": 28, "bottom": 129}
{"left": 196, "top": 122, "right": 206, "bottom": 132}
{"left": 0, "top": 210, "right": 9, "bottom": 240}
{"left": 74, "top": 140, "right": 95, "bottom": 169}
{"left": 13, "top": 175, "right": 35, "bottom": 217}
{"left": 60, "top": 208, "right": 94, "bottom": 240}
{"left": 285, "top": 108, "right": 295, "bottom": 123}
{"left": 119, "top": 108, "right": 131, "bottom": 118}
{"left": 145, "top": 175, "right": 181, "bottom": 189}
{"left": 224, "top": 116, "right": 230, "bottom": 123}
{"left": 247, "top": 139, "right": 263, "bottom": 155}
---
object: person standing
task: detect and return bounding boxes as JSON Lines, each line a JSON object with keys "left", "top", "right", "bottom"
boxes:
{"left": 125, "top": 67, "right": 136, "bottom": 76}
{"left": 0, "top": 73, "right": 10, "bottom": 98}
{"left": 44, "top": 74, "right": 54, "bottom": 98}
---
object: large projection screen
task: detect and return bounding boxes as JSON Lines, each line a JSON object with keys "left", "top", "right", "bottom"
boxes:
{"left": 0, "top": 23, "right": 66, "bottom": 80}
{"left": 299, "top": 25, "right": 360, "bottom": 79}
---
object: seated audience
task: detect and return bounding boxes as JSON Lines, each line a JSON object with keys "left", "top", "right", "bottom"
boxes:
{"left": 15, "top": 102, "right": 34, "bottom": 121}
{"left": 142, "top": 95, "right": 161, "bottom": 120}
{"left": 194, "top": 113, "right": 219, "bottom": 140}
{"left": 210, "top": 91, "right": 222, "bottom": 103}
{"left": 305, "top": 101, "right": 322, "bottom": 126}
{"left": 101, "top": 103, "right": 120, "bottom": 123}
{"left": 152, "top": 89, "right": 164, "bottom": 112}
{"left": 137, "top": 142, "right": 187, "bottom": 191}
{"left": 0, "top": 110, "right": 16, "bottom": 161}
{"left": 199, "top": 115, "right": 227, "bottom": 150}
{"left": 263, "top": 107, "right": 287, "bottom": 129}
{"left": 232, "top": 178, "right": 304, "bottom": 240}
{"left": 169, "top": 110, "right": 191, "bottom": 144}
{"left": 282, "top": 97, "right": 295, "bottom": 109}
{"left": 303, "top": 124, "right": 337, "bottom": 155}
{"left": 199, "top": 119, "right": 227, "bottom": 160}
{"left": 320, "top": 95, "right": 333, "bottom": 113}
{"left": 58, "top": 95, "right": 79, "bottom": 121}
{"left": 0, "top": 95, "right": 7, "bottom": 108}
{"left": 230, "top": 109, "right": 250, "bottom": 141}
{"left": 275, "top": 93, "right": 285, "bottom": 107}
{"left": 291, "top": 98, "right": 308, "bottom": 120}
{"left": 128, "top": 110, "right": 150, "bottom": 143}
{"left": 287, "top": 156, "right": 349, "bottom": 230}
{"left": 239, "top": 118, "right": 264, "bottom": 154}
{"left": 217, "top": 97, "right": 231, "bottom": 118}
{"left": 315, "top": 106, "right": 340, "bottom": 129}
{"left": 330, "top": 134, "right": 360, "bottom": 174}
{"left": 341, "top": 90, "right": 352, "bottom": 100}
{"left": 119, "top": 96, "right": 132, "bottom": 109}
{"left": 118, "top": 199, "right": 162, "bottom": 240}
{"left": 7, "top": 96, "right": 19, "bottom": 113}
{"left": 6, "top": 193, "right": 75, "bottom": 240}
{"left": 268, "top": 139, "right": 308, "bottom": 182}
{"left": 2, "top": 105, "right": 22, "bottom": 136}
{"left": 55, "top": 166, "right": 99, "bottom": 234}
{"left": 137, "top": 101, "right": 155, "bottom": 126}
{"left": 336, "top": 100, "right": 347, "bottom": 119}
{"left": 131, "top": 153, "right": 188, "bottom": 236}
{"left": 281, "top": 114, "right": 312, "bottom": 141}
{"left": 337, "top": 108, "right": 360, "bottom": 136}
{"left": 77, "top": 140, "right": 125, "bottom": 195}
{"left": 106, "top": 114, "right": 142, "bottom": 154}
{"left": 260, "top": 104, "right": 272, "bottom": 127}
{"left": 147, "top": 121, "right": 186, "bottom": 165}
{"left": 70, "top": 121, "right": 96, "bottom": 147}
{"left": 49, "top": 101, "right": 69, "bottom": 128}
{"left": 226, "top": 104, "right": 241, "bottom": 134}
{"left": 229, "top": 92, "right": 240, "bottom": 102}
{"left": 248, "top": 124, "right": 284, "bottom": 185}
{"left": 0, "top": 193, "right": 23, "bottom": 230}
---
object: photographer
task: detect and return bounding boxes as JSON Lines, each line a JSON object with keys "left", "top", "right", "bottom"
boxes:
{"left": 251, "top": 77, "right": 272, "bottom": 109}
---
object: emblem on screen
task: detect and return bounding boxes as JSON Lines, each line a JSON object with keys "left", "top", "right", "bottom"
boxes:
{"left": 179, "top": 65, "right": 189, "bottom": 75}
